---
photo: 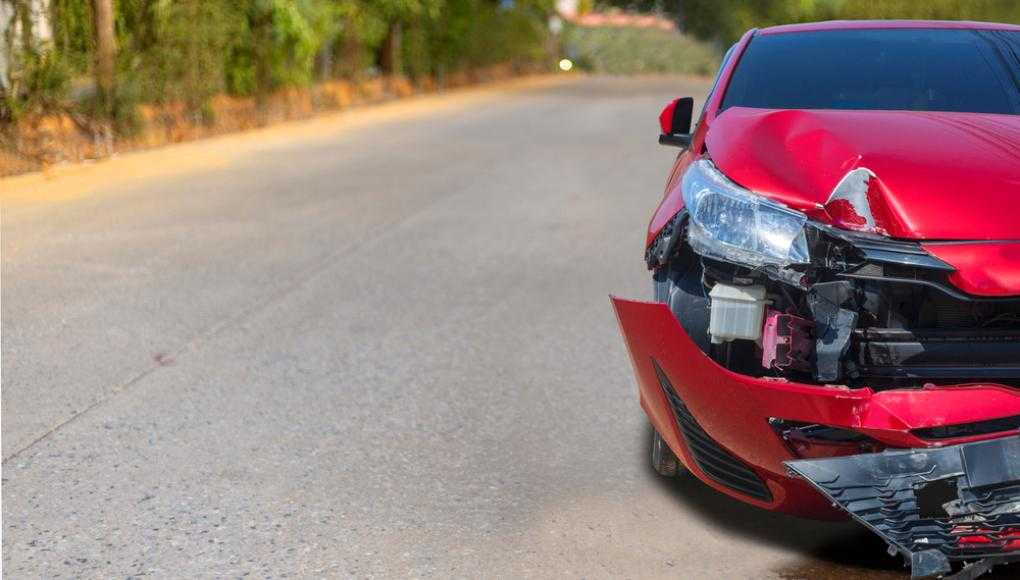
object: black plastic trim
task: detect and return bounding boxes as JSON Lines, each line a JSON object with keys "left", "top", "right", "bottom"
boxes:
{"left": 810, "top": 222, "right": 955, "bottom": 271}
{"left": 652, "top": 359, "right": 772, "bottom": 502}
{"left": 837, "top": 272, "right": 1020, "bottom": 303}
{"left": 913, "top": 415, "right": 1020, "bottom": 441}
{"left": 855, "top": 365, "right": 1020, "bottom": 380}
{"left": 645, "top": 210, "right": 687, "bottom": 269}
{"left": 788, "top": 436, "right": 1020, "bottom": 569}
{"left": 658, "top": 133, "right": 692, "bottom": 148}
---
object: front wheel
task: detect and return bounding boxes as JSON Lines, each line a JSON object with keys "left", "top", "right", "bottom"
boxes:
{"left": 650, "top": 425, "right": 686, "bottom": 477}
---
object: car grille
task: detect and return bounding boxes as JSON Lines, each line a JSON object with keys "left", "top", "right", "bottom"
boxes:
{"left": 652, "top": 359, "right": 772, "bottom": 502}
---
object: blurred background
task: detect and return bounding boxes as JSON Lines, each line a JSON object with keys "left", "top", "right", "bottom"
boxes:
{"left": 2, "top": 0, "right": 1019, "bottom": 176}
{"left": 4, "top": 1, "right": 1020, "bottom": 579}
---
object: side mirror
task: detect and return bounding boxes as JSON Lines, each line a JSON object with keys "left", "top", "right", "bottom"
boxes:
{"left": 658, "top": 97, "right": 694, "bottom": 148}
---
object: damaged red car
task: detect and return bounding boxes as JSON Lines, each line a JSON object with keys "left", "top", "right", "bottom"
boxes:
{"left": 612, "top": 20, "right": 1020, "bottom": 579}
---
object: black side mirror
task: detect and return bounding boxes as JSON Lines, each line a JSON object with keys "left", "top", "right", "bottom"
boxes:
{"left": 658, "top": 97, "right": 694, "bottom": 148}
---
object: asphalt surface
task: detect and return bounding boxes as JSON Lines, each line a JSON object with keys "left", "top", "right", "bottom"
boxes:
{"left": 4, "top": 75, "right": 1015, "bottom": 579}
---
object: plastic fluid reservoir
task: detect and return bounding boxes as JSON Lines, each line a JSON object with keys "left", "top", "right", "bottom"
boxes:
{"left": 708, "top": 283, "right": 767, "bottom": 344}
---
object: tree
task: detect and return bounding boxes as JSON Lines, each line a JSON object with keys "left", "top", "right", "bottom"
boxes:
{"left": 380, "top": 20, "right": 402, "bottom": 75}
{"left": 91, "top": 0, "right": 115, "bottom": 114}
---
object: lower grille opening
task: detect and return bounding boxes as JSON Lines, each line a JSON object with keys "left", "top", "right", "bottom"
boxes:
{"left": 652, "top": 358, "right": 772, "bottom": 502}
{"left": 769, "top": 419, "right": 882, "bottom": 459}
{"left": 853, "top": 328, "right": 1020, "bottom": 384}
{"left": 913, "top": 415, "right": 1020, "bottom": 440}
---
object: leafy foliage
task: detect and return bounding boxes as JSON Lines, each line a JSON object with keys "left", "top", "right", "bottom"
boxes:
{"left": 673, "top": 0, "right": 1020, "bottom": 46}
{"left": 2, "top": 0, "right": 554, "bottom": 123}
{"left": 15, "top": 0, "right": 1014, "bottom": 125}
{"left": 2, "top": 0, "right": 71, "bottom": 121}
{"left": 564, "top": 25, "right": 719, "bottom": 75}
{"left": 2, "top": 47, "right": 71, "bottom": 121}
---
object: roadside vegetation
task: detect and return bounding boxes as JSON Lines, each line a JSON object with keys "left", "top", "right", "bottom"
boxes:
{"left": 609, "top": 0, "right": 1020, "bottom": 46}
{"left": 1, "top": 0, "right": 552, "bottom": 128}
{"left": 563, "top": 25, "right": 718, "bottom": 76}
{"left": 9, "top": 0, "right": 1014, "bottom": 129}
{"left": 3, "top": 0, "right": 1018, "bottom": 175}
{"left": 0, "top": 0, "right": 554, "bottom": 174}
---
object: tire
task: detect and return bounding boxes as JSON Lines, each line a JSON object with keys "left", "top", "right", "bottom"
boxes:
{"left": 650, "top": 424, "right": 683, "bottom": 477}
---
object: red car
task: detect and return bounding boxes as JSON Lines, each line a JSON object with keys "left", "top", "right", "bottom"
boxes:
{"left": 612, "top": 20, "right": 1020, "bottom": 579}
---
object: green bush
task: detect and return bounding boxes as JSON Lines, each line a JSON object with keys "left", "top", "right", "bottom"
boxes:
{"left": 413, "top": 0, "right": 551, "bottom": 80}
{"left": 3, "top": 0, "right": 553, "bottom": 127}
{"left": 2, "top": 48, "right": 71, "bottom": 122}
{"left": 563, "top": 25, "right": 720, "bottom": 76}
{"left": 140, "top": 1, "right": 244, "bottom": 107}
{"left": 676, "top": 0, "right": 1020, "bottom": 46}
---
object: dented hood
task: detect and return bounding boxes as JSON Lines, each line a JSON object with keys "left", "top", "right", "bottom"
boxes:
{"left": 706, "top": 107, "right": 1020, "bottom": 241}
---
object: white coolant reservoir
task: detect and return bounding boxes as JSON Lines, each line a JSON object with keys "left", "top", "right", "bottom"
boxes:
{"left": 708, "top": 283, "right": 767, "bottom": 344}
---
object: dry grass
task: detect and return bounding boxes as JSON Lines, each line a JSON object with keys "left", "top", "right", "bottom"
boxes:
{"left": 0, "top": 63, "right": 543, "bottom": 178}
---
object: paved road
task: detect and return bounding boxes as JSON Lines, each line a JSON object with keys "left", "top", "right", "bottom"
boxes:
{"left": 4, "top": 76, "right": 1011, "bottom": 579}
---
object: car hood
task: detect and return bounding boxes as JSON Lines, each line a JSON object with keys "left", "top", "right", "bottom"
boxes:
{"left": 705, "top": 107, "right": 1020, "bottom": 241}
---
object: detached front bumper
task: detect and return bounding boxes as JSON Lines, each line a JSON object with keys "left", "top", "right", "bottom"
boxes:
{"left": 788, "top": 438, "right": 1020, "bottom": 579}
{"left": 611, "top": 297, "right": 1020, "bottom": 519}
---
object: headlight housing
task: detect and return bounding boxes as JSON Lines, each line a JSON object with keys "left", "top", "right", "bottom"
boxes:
{"left": 682, "top": 159, "right": 809, "bottom": 268}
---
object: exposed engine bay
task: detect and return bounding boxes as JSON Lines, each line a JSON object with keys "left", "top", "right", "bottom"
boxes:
{"left": 646, "top": 167, "right": 1020, "bottom": 392}
{"left": 637, "top": 166, "right": 1020, "bottom": 578}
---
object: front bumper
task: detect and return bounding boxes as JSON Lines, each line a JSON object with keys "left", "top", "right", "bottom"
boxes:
{"left": 611, "top": 297, "right": 1020, "bottom": 519}
{"left": 788, "top": 437, "right": 1020, "bottom": 578}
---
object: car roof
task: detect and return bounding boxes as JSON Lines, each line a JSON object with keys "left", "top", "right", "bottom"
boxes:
{"left": 758, "top": 20, "right": 1020, "bottom": 36}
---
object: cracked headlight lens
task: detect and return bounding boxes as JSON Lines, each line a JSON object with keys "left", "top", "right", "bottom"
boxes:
{"left": 682, "top": 159, "right": 809, "bottom": 268}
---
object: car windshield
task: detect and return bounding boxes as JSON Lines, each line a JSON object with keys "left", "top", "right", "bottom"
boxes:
{"left": 721, "top": 28, "right": 1020, "bottom": 115}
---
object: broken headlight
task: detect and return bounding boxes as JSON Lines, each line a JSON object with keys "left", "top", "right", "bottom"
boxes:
{"left": 682, "top": 159, "right": 810, "bottom": 268}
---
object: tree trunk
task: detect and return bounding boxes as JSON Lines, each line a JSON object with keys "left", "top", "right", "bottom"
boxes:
{"left": 1, "top": 2, "right": 19, "bottom": 95}
{"left": 317, "top": 38, "right": 334, "bottom": 81}
{"left": 18, "top": 0, "right": 34, "bottom": 54}
{"left": 91, "top": 0, "right": 116, "bottom": 114}
{"left": 339, "top": 17, "right": 362, "bottom": 80}
{"left": 380, "top": 21, "right": 402, "bottom": 76}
